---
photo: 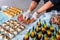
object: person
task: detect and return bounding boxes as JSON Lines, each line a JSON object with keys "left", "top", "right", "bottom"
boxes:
{"left": 22, "top": 0, "right": 60, "bottom": 21}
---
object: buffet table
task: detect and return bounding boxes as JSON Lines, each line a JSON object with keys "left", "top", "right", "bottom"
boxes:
{"left": 0, "top": 6, "right": 60, "bottom": 40}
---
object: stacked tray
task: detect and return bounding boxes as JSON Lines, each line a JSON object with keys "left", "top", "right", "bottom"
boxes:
{"left": 0, "top": 19, "right": 25, "bottom": 40}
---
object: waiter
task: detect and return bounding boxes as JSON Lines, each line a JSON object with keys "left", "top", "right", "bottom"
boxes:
{"left": 22, "top": 0, "right": 60, "bottom": 21}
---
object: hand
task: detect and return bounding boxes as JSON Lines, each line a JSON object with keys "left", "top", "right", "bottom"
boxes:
{"left": 23, "top": 10, "right": 31, "bottom": 20}
{"left": 17, "top": 10, "right": 31, "bottom": 22}
{"left": 31, "top": 12, "right": 38, "bottom": 19}
{"left": 30, "top": 12, "right": 38, "bottom": 22}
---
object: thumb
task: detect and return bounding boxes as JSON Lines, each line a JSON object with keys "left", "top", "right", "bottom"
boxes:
{"left": 23, "top": 14, "right": 26, "bottom": 19}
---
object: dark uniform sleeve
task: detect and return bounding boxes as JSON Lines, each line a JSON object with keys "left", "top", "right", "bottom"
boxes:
{"left": 32, "top": 0, "right": 40, "bottom": 4}
{"left": 50, "top": 0, "right": 60, "bottom": 5}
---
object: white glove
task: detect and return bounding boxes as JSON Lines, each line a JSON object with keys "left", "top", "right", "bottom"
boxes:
{"left": 23, "top": 10, "right": 31, "bottom": 20}
{"left": 31, "top": 12, "right": 38, "bottom": 20}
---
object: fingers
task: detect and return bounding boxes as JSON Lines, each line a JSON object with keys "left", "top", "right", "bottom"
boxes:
{"left": 17, "top": 14, "right": 24, "bottom": 22}
{"left": 30, "top": 18, "right": 35, "bottom": 23}
{"left": 23, "top": 14, "right": 25, "bottom": 20}
{"left": 17, "top": 13, "right": 36, "bottom": 24}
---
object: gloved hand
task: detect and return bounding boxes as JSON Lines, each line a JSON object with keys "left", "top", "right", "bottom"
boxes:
{"left": 30, "top": 12, "right": 39, "bottom": 23}
{"left": 23, "top": 10, "right": 31, "bottom": 20}
{"left": 17, "top": 10, "right": 31, "bottom": 23}
{"left": 31, "top": 12, "right": 38, "bottom": 20}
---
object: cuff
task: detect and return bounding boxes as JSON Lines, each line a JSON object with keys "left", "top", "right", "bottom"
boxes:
{"left": 50, "top": 0, "right": 60, "bottom": 5}
{"left": 32, "top": 0, "right": 40, "bottom": 4}
{"left": 27, "top": 10, "right": 31, "bottom": 14}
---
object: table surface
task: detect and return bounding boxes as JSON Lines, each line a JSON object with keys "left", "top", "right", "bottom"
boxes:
{"left": 0, "top": 0, "right": 59, "bottom": 40}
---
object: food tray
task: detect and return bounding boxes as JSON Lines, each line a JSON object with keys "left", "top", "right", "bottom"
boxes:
{"left": 0, "top": 6, "right": 26, "bottom": 40}
{"left": 0, "top": 19, "right": 25, "bottom": 40}
{"left": 2, "top": 6, "right": 23, "bottom": 17}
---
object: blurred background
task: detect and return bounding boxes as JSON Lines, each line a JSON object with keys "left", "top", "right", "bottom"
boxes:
{"left": 0, "top": 0, "right": 44, "bottom": 12}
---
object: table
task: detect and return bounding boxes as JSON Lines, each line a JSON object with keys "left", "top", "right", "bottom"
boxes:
{"left": 0, "top": 7, "right": 59, "bottom": 40}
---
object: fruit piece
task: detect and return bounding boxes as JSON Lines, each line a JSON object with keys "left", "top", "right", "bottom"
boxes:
{"left": 24, "top": 35, "right": 29, "bottom": 40}
{"left": 37, "top": 20, "right": 41, "bottom": 27}
{"left": 23, "top": 29, "right": 30, "bottom": 40}
{"left": 51, "top": 36, "right": 55, "bottom": 40}
{"left": 58, "top": 29, "right": 60, "bottom": 34}
{"left": 30, "top": 32, "right": 35, "bottom": 38}
{"left": 36, "top": 32, "right": 42, "bottom": 40}
{"left": 44, "top": 34, "right": 49, "bottom": 40}
{"left": 43, "top": 21, "right": 47, "bottom": 29}
{"left": 34, "top": 37, "right": 37, "bottom": 40}
{"left": 47, "top": 30, "right": 51, "bottom": 37}
{"left": 35, "top": 26, "right": 41, "bottom": 33}
{"left": 56, "top": 34, "right": 60, "bottom": 39}
{"left": 42, "top": 27, "right": 46, "bottom": 34}
{"left": 50, "top": 26, "right": 54, "bottom": 32}
{"left": 49, "top": 22, "right": 54, "bottom": 32}
{"left": 44, "top": 37, "right": 49, "bottom": 40}
{"left": 30, "top": 27, "right": 35, "bottom": 38}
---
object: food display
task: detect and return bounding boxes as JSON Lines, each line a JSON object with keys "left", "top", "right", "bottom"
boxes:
{"left": 2, "top": 6, "right": 23, "bottom": 17}
{"left": 0, "top": 6, "right": 60, "bottom": 40}
{"left": 0, "top": 19, "right": 25, "bottom": 40}
{"left": 23, "top": 20, "right": 60, "bottom": 40}
{"left": 50, "top": 15, "right": 60, "bottom": 25}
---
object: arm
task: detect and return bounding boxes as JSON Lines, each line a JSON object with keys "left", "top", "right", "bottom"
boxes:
{"left": 37, "top": 0, "right": 60, "bottom": 14}
{"left": 28, "top": 1, "right": 38, "bottom": 11}
{"left": 37, "top": 0, "right": 54, "bottom": 14}
{"left": 28, "top": 0, "right": 40, "bottom": 12}
{"left": 22, "top": 0, "right": 40, "bottom": 20}
{"left": 31, "top": 0, "right": 54, "bottom": 20}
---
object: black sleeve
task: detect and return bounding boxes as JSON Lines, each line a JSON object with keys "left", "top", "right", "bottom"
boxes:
{"left": 50, "top": 0, "right": 60, "bottom": 5}
{"left": 32, "top": 0, "right": 40, "bottom": 4}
